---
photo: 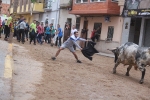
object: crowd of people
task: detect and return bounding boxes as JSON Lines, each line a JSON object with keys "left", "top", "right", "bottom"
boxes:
{"left": 13, "top": 17, "right": 63, "bottom": 46}
{"left": 1, "top": 15, "right": 63, "bottom": 47}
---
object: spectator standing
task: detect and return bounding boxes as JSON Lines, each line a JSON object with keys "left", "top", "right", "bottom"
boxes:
{"left": 63, "top": 23, "right": 70, "bottom": 42}
{"left": 18, "top": 19, "right": 27, "bottom": 44}
{"left": 50, "top": 23, "right": 55, "bottom": 46}
{"left": 2, "top": 19, "right": 6, "bottom": 34}
{"left": 30, "top": 20, "right": 37, "bottom": 45}
{"left": 45, "top": 24, "right": 50, "bottom": 43}
{"left": 44, "top": 23, "right": 48, "bottom": 42}
{"left": 4, "top": 14, "right": 12, "bottom": 41}
{"left": 40, "top": 22, "right": 44, "bottom": 42}
{"left": 55, "top": 24, "right": 63, "bottom": 47}
{"left": 37, "top": 22, "right": 43, "bottom": 44}
{"left": 25, "top": 22, "right": 29, "bottom": 41}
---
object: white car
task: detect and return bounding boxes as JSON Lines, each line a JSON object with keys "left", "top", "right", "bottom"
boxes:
{"left": 139, "top": 12, "right": 150, "bottom": 15}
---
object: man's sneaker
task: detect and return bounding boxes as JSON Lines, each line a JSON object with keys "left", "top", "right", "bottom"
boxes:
{"left": 52, "top": 57, "right": 56, "bottom": 60}
{"left": 77, "top": 60, "right": 82, "bottom": 63}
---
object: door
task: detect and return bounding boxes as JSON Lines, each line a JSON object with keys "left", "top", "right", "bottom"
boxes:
{"left": 67, "top": 18, "right": 72, "bottom": 31}
{"left": 144, "top": 19, "right": 150, "bottom": 47}
{"left": 82, "top": 20, "right": 88, "bottom": 47}
{"left": 83, "top": 20, "right": 88, "bottom": 39}
{"left": 134, "top": 18, "right": 141, "bottom": 44}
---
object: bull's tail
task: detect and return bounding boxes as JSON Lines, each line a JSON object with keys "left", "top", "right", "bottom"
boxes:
{"left": 108, "top": 48, "right": 118, "bottom": 63}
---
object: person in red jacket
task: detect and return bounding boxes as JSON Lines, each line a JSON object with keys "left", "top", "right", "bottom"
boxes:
{"left": 91, "top": 28, "right": 96, "bottom": 42}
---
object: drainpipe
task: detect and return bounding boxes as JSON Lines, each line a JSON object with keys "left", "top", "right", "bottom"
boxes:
{"left": 56, "top": 0, "right": 60, "bottom": 28}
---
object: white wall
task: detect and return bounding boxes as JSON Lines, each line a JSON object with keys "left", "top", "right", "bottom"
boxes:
{"left": 121, "top": 18, "right": 131, "bottom": 44}
{"left": 40, "top": 0, "right": 60, "bottom": 28}
{"left": 59, "top": 9, "right": 76, "bottom": 29}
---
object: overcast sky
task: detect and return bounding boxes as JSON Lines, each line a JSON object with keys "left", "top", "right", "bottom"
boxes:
{"left": 3, "top": 0, "right": 10, "bottom": 4}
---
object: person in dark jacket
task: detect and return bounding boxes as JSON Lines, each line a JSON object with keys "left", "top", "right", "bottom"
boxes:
{"left": 25, "top": 22, "right": 29, "bottom": 41}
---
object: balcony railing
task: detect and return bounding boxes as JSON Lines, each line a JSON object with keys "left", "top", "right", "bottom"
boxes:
{"left": 44, "top": 0, "right": 52, "bottom": 11}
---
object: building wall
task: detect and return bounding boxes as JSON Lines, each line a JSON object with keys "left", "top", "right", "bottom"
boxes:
{"left": 59, "top": 9, "right": 76, "bottom": 29}
{"left": 79, "top": 16, "right": 123, "bottom": 53}
{"left": 40, "top": 0, "right": 60, "bottom": 28}
{"left": 2, "top": 3, "right": 10, "bottom": 15}
{"left": 70, "top": 0, "right": 120, "bottom": 15}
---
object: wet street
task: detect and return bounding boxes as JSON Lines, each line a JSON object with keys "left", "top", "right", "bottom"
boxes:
{"left": 0, "top": 40, "right": 12, "bottom": 100}
{"left": 1, "top": 36, "right": 150, "bottom": 100}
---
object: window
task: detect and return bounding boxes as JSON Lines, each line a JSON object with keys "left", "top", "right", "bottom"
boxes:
{"left": 76, "top": 0, "right": 88, "bottom": 3}
{"left": 94, "top": 23, "right": 102, "bottom": 30}
{"left": 76, "top": 17, "right": 81, "bottom": 30}
{"left": 112, "top": 0, "right": 118, "bottom": 2}
{"left": 106, "top": 26, "right": 114, "bottom": 41}
{"left": 44, "top": 0, "right": 52, "bottom": 8}
{"left": 91, "top": 0, "right": 106, "bottom": 2}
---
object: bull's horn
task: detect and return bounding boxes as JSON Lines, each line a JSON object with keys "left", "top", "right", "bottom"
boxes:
{"left": 107, "top": 48, "right": 117, "bottom": 51}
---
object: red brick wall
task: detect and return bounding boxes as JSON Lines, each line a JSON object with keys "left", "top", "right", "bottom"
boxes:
{"left": 70, "top": 0, "right": 120, "bottom": 15}
{"left": 1, "top": 3, "right": 10, "bottom": 15}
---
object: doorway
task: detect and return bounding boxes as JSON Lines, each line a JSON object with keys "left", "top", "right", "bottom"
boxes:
{"left": 80, "top": 20, "right": 88, "bottom": 48}
{"left": 128, "top": 18, "right": 142, "bottom": 44}
{"left": 67, "top": 18, "right": 72, "bottom": 31}
{"left": 143, "top": 19, "right": 150, "bottom": 47}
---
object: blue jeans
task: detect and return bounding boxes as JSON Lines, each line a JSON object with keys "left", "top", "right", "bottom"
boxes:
{"left": 45, "top": 34, "right": 50, "bottom": 43}
{"left": 37, "top": 34, "right": 42, "bottom": 44}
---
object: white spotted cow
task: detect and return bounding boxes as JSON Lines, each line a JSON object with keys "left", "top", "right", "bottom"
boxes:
{"left": 108, "top": 42, "right": 150, "bottom": 84}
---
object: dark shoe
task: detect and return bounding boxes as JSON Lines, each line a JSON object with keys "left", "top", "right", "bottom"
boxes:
{"left": 77, "top": 60, "right": 82, "bottom": 63}
{"left": 51, "top": 57, "right": 56, "bottom": 60}
{"left": 34, "top": 43, "right": 36, "bottom": 45}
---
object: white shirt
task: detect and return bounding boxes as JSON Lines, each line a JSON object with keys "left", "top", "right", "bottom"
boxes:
{"left": 71, "top": 28, "right": 77, "bottom": 36}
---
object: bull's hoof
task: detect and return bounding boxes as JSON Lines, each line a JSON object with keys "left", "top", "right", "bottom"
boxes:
{"left": 126, "top": 72, "right": 130, "bottom": 76}
{"left": 139, "top": 80, "right": 144, "bottom": 84}
{"left": 113, "top": 70, "right": 116, "bottom": 74}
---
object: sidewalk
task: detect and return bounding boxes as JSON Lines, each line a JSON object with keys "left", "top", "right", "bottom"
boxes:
{"left": 0, "top": 39, "right": 13, "bottom": 100}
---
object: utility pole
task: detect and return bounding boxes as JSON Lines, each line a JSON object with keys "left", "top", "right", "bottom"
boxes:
{"left": 9, "top": 0, "right": 19, "bottom": 43}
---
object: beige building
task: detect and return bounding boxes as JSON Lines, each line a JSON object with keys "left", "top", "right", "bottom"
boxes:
{"left": 70, "top": 0, "right": 124, "bottom": 54}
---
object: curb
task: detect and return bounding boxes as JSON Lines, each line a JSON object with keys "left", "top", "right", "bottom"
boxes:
{"left": 4, "top": 43, "right": 13, "bottom": 100}
{"left": 4, "top": 43, "right": 13, "bottom": 78}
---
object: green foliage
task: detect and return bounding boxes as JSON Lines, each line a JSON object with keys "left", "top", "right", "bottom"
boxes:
{"left": 31, "top": 0, "right": 37, "bottom": 3}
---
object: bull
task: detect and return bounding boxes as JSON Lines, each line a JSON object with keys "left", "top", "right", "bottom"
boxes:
{"left": 108, "top": 42, "right": 150, "bottom": 84}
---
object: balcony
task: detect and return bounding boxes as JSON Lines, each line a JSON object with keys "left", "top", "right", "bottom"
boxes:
{"left": 60, "top": 0, "right": 72, "bottom": 9}
{"left": 10, "top": 3, "right": 44, "bottom": 14}
{"left": 69, "top": 0, "right": 120, "bottom": 15}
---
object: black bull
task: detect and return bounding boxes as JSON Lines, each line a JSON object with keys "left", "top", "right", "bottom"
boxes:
{"left": 108, "top": 42, "right": 150, "bottom": 84}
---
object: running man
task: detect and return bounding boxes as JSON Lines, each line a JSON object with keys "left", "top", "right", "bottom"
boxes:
{"left": 52, "top": 31, "right": 88, "bottom": 63}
